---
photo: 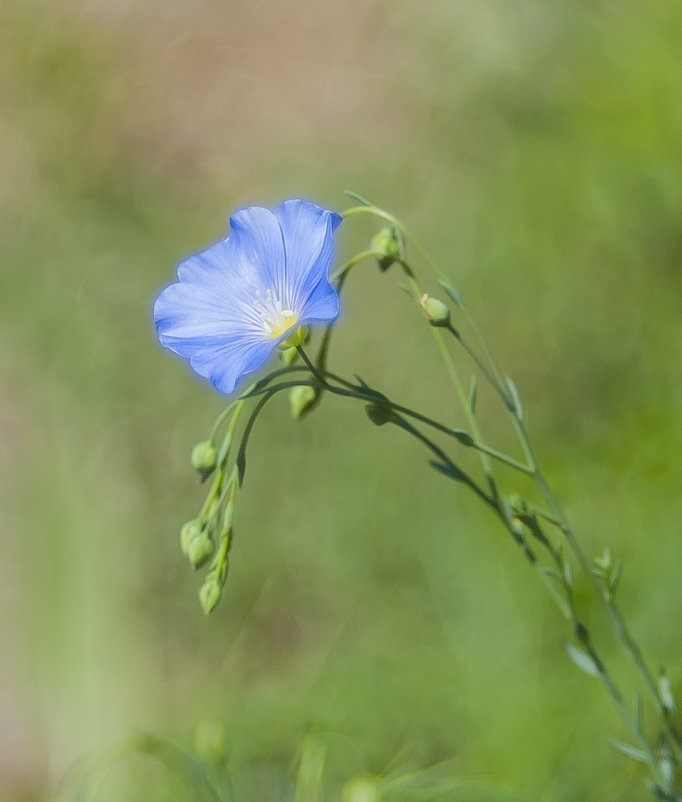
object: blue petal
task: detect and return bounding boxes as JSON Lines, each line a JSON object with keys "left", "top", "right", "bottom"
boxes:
{"left": 274, "top": 199, "right": 341, "bottom": 314}
{"left": 227, "top": 205, "right": 286, "bottom": 298}
{"left": 154, "top": 280, "right": 254, "bottom": 353}
{"left": 188, "top": 335, "right": 276, "bottom": 395}
{"left": 299, "top": 279, "right": 340, "bottom": 324}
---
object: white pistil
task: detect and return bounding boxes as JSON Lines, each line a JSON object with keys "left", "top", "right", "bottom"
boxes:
{"left": 254, "top": 288, "right": 299, "bottom": 339}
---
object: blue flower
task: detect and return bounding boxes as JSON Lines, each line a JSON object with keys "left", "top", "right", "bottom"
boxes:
{"left": 154, "top": 199, "right": 342, "bottom": 394}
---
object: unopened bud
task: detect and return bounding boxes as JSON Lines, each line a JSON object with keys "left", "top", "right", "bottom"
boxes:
{"left": 508, "top": 493, "right": 527, "bottom": 516}
{"left": 279, "top": 346, "right": 298, "bottom": 366}
{"left": 289, "top": 385, "right": 318, "bottom": 420}
{"left": 365, "top": 403, "right": 393, "bottom": 426}
{"left": 191, "top": 440, "right": 217, "bottom": 480}
{"left": 188, "top": 533, "right": 213, "bottom": 568}
{"left": 370, "top": 227, "right": 402, "bottom": 272}
{"left": 342, "top": 774, "right": 381, "bottom": 802}
{"left": 280, "top": 325, "right": 310, "bottom": 350}
{"left": 180, "top": 519, "right": 202, "bottom": 555}
{"left": 222, "top": 500, "right": 235, "bottom": 533}
{"left": 193, "top": 720, "right": 227, "bottom": 765}
{"left": 420, "top": 294, "right": 450, "bottom": 327}
{"left": 199, "top": 580, "right": 222, "bottom": 615}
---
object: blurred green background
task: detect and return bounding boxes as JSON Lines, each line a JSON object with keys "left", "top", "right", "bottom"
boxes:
{"left": 2, "top": 1, "right": 682, "bottom": 800}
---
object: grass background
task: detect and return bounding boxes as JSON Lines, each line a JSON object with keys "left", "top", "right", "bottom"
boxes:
{"left": 2, "top": 1, "right": 681, "bottom": 800}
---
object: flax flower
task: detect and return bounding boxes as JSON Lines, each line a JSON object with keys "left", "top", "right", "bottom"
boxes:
{"left": 154, "top": 199, "right": 342, "bottom": 394}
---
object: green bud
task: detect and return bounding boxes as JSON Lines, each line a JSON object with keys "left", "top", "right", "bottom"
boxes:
{"left": 191, "top": 440, "right": 217, "bottom": 480}
{"left": 180, "top": 519, "right": 202, "bottom": 555}
{"left": 342, "top": 774, "right": 381, "bottom": 802}
{"left": 222, "top": 500, "right": 235, "bottom": 533}
{"left": 510, "top": 517, "right": 526, "bottom": 539}
{"left": 370, "top": 227, "right": 401, "bottom": 272}
{"left": 280, "top": 325, "right": 310, "bottom": 349}
{"left": 279, "top": 346, "right": 298, "bottom": 366}
{"left": 199, "top": 579, "right": 222, "bottom": 615}
{"left": 593, "top": 547, "right": 612, "bottom": 573}
{"left": 508, "top": 493, "right": 527, "bottom": 516}
{"left": 365, "top": 403, "right": 393, "bottom": 426}
{"left": 420, "top": 294, "right": 450, "bottom": 327}
{"left": 188, "top": 533, "right": 213, "bottom": 568}
{"left": 289, "top": 385, "right": 318, "bottom": 420}
{"left": 193, "top": 720, "right": 227, "bottom": 765}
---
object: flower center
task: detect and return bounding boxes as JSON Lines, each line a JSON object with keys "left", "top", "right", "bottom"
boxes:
{"left": 255, "top": 289, "right": 299, "bottom": 339}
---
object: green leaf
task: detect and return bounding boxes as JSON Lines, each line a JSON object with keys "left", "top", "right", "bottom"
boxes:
{"left": 343, "top": 189, "right": 372, "bottom": 207}
{"left": 634, "top": 690, "right": 643, "bottom": 733}
{"left": 659, "top": 670, "right": 676, "bottom": 714}
{"left": 438, "top": 279, "right": 465, "bottom": 309}
{"left": 608, "top": 738, "right": 649, "bottom": 764}
{"left": 469, "top": 375, "right": 478, "bottom": 415}
{"left": 564, "top": 642, "right": 600, "bottom": 677}
{"left": 429, "top": 460, "right": 466, "bottom": 482}
{"left": 452, "top": 429, "right": 475, "bottom": 447}
{"left": 506, "top": 375, "right": 523, "bottom": 419}
{"left": 563, "top": 561, "right": 573, "bottom": 587}
{"left": 608, "top": 561, "right": 623, "bottom": 595}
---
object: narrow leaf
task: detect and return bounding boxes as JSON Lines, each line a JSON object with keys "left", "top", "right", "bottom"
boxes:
{"left": 634, "top": 690, "right": 643, "bottom": 733}
{"left": 397, "top": 281, "right": 416, "bottom": 299}
{"left": 451, "top": 429, "right": 475, "bottom": 447}
{"left": 608, "top": 561, "right": 623, "bottom": 595}
{"left": 660, "top": 754, "right": 674, "bottom": 791}
{"left": 469, "top": 375, "right": 478, "bottom": 415}
{"left": 659, "top": 670, "right": 676, "bottom": 714}
{"left": 564, "top": 642, "right": 600, "bottom": 677}
{"left": 541, "top": 567, "right": 563, "bottom": 582}
{"left": 343, "top": 189, "right": 372, "bottom": 207}
{"left": 429, "top": 460, "right": 466, "bottom": 482}
{"left": 438, "top": 279, "right": 465, "bottom": 309}
{"left": 608, "top": 738, "right": 649, "bottom": 764}
{"left": 563, "top": 561, "right": 573, "bottom": 588}
{"left": 506, "top": 376, "right": 523, "bottom": 419}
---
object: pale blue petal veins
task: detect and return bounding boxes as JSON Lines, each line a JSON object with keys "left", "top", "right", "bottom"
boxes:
{"left": 227, "top": 206, "right": 286, "bottom": 299}
{"left": 188, "top": 336, "right": 276, "bottom": 395}
{"left": 275, "top": 199, "right": 342, "bottom": 312}
{"left": 299, "top": 279, "right": 340, "bottom": 324}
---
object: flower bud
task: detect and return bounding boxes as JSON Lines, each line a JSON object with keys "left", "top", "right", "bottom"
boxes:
{"left": 188, "top": 533, "right": 213, "bottom": 568}
{"left": 289, "top": 385, "right": 318, "bottom": 420}
{"left": 280, "top": 325, "right": 310, "bottom": 349}
{"left": 279, "top": 346, "right": 298, "bottom": 366}
{"left": 370, "top": 227, "right": 401, "bottom": 272}
{"left": 191, "top": 440, "right": 217, "bottom": 480}
{"left": 199, "top": 579, "right": 222, "bottom": 615}
{"left": 193, "top": 720, "right": 227, "bottom": 765}
{"left": 342, "top": 774, "right": 381, "bottom": 802}
{"left": 420, "top": 294, "right": 450, "bottom": 327}
{"left": 365, "top": 402, "right": 393, "bottom": 426}
{"left": 507, "top": 493, "right": 527, "bottom": 516}
{"left": 180, "top": 519, "right": 202, "bottom": 555}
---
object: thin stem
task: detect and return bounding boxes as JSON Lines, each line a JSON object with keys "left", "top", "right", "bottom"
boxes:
{"left": 445, "top": 323, "right": 513, "bottom": 409}
{"left": 294, "top": 349, "right": 532, "bottom": 477}
{"left": 330, "top": 248, "right": 383, "bottom": 283}
{"left": 342, "top": 200, "right": 507, "bottom": 392}
{"left": 389, "top": 413, "right": 497, "bottom": 514}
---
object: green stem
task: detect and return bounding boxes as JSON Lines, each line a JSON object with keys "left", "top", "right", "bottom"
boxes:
{"left": 389, "top": 413, "right": 497, "bottom": 514}
{"left": 446, "top": 322, "right": 513, "bottom": 410}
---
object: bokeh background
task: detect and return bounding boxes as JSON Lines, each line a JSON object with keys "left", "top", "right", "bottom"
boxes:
{"left": 2, "top": 1, "right": 682, "bottom": 800}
